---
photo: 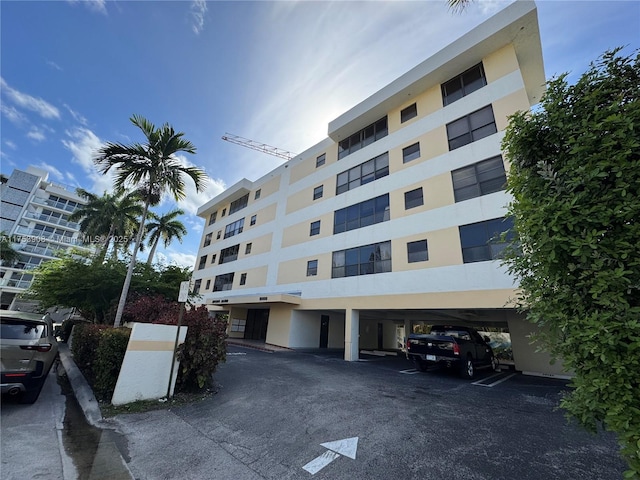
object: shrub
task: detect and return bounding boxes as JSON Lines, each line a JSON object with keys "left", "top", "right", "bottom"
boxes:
{"left": 93, "top": 328, "right": 131, "bottom": 401}
{"left": 175, "top": 306, "right": 227, "bottom": 392}
{"left": 71, "top": 323, "right": 109, "bottom": 384}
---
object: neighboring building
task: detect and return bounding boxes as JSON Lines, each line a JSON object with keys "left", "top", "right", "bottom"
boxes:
{"left": 0, "top": 166, "right": 89, "bottom": 311}
{"left": 194, "top": 2, "right": 566, "bottom": 377}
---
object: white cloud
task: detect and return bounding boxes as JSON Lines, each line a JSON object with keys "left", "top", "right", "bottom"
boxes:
{"left": 32, "top": 162, "right": 64, "bottom": 181}
{"left": 61, "top": 127, "right": 114, "bottom": 193}
{"left": 190, "top": 0, "right": 207, "bottom": 35}
{"left": 0, "top": 103, "right": 27, "bottom": 125}
{"left": 66, "top": 0, "right": 107, "bottom": 15}
{"left": 4, "top": 140, "right": 17, "bottom": 150}
{"left": 27, "top": 127, "right": 46, "bottom": 142}
{"left": 64, "top": 104, "right": 89, "bottom": 126}
{"left": 169, "top": 154, "right": 226, "bottom": 215}
{"left": 163, "top": 251, "right": 196, "bottom": 270}
{"left": 0, "top": 77, "right": 60, "bottom": 120}
{"left": 47, "top": 60, "right": 63, "bottom": 71}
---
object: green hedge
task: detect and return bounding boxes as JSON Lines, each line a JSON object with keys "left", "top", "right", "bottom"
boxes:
{"left": 71, "top": 324, "right": 131, "bottom": 402}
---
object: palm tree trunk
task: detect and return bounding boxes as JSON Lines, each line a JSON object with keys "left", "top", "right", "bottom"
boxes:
{"left": 146, "top": 236, "right": 160, "bottom": 266}
{"left": 113, "top": 201, "right": 150, "bottom": 327}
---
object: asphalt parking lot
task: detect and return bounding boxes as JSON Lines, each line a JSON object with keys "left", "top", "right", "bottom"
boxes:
{"left": 108, "top": 345, "right": 625, "bottom": 480}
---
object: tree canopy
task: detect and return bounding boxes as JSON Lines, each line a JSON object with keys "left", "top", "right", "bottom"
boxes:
{"left": 502, "top": 49, "right": 640, "bottom": 475}
{"left": 94, "top": 114, "right": 208, "bottom": 327}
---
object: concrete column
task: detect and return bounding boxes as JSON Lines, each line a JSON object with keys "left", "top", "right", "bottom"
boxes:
{"left": 344, "top": 308, "right": 360, "bottom": 361}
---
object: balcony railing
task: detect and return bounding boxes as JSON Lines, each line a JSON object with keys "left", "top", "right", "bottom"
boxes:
{"left": 30, "top": 196, "right": 77, "bottom": 213}
{"left": 22, "top": 211, "right": 79, "bottom": 229}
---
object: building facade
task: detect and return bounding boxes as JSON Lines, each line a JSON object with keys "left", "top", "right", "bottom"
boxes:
{"left": 194, "top": 2, "right": 567, "bottom": 377}
{"left": 0, "top": 166, "right": 89, "bottom": 311}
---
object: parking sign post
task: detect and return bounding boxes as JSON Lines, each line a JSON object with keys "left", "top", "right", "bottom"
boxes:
{"left": 167, "top": 281, "right": 190, "bottom": 399}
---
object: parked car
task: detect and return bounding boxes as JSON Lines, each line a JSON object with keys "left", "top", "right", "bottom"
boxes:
{"left": 1, "top": 310, "right": 59, "bottom": 403}
{"left": 406, "top": 325, "right": 497, "bottom": 379}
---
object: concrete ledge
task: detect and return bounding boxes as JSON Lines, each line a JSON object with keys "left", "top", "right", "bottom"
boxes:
{"left": 58, "top": 343, "right": 103, "bottom": 427}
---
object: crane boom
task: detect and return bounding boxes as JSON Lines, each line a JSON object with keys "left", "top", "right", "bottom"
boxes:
{"left": 221, "top": 133, "right": 297, "bottom": 161}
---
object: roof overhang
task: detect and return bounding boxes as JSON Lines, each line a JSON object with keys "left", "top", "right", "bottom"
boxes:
{"left": 196, "top": 178, "right": 253, "bottom": 218}
{"left": 328, "top": 0, "right": 544, "bottom": 141}
{"left": 209, "top": 293, "right": 302, "bottom": 308}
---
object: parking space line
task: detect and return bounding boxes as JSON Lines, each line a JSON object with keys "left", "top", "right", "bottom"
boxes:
{"left": 472, "top": 372, "right": 517, "bottom": 387}
{"left": 399, "top": 369, "right": 420, "bottom": 375}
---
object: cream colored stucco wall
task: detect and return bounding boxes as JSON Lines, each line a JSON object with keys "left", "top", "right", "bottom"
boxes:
{"left": 250, "top": 203, "right": 278, "bottom": 230}
{"left": 286, "top": 177, "right": 336, "bottom": 215}
{"left": 242, "top": 233, "right": 273, "bottom": 256}
{"left": 265, "top": 304, "right": 292, "bottom": 347}
{"left": 281, "top": 213, "right": 333, "bottom": 248}
{"left": 507, "top": 312, "right": 571, "bottom": 378}
{"left": 235, "top": 266, "right": 268, "bottom": 289}
{"left": 483, "top": 44, "right": 520, "bottom": 84}
{"left": 389, "top": 172, "right": 455, "bottom": 219}
{"left": 392, "top": 226, "right": 463, "bottom": 272}
{"left": 388, "top": 84, "right": 443, "bottom": 134}
{"left": 277, "top": 252, "right": 333, "bottom": 284}
{"left": 492, "top": 89, "right": 531, "bottom": 131}
{"left": 255, "top": 175, "right": 282, "bottom": 200}
{"left": 227, "top": 307, "right": 248, "bottom": 338}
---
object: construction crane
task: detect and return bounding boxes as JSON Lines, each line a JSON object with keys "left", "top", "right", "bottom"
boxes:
{"left": 221, "top": 133, "right": 297, "bottom": 161}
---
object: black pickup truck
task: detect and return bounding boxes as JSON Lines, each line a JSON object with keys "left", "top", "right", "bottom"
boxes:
{"left": 406, "top": 325, "right": 497, "bottom": 379}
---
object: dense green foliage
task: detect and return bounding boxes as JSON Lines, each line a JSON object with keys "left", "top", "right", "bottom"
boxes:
{"left": 93, "top": 328, "right": 131, "bottom": 401}
{"left": 0, "top": 231, "right": 20, "bottom": 265}
{"left": 123, "top": 295, "right": 227, "bottom": 392}
{"left": 71, "top": 323, "right": 131, "bottom": 402}
{"left": 502, "top": 49, "right": 640, "bottom": 475}
{"left": 26, "top": 252, "right": 192, "bottom": 323}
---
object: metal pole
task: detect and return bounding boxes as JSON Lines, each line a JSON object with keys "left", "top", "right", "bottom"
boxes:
{"left": 166, "top": 302, "right": 185, "bottom": 400}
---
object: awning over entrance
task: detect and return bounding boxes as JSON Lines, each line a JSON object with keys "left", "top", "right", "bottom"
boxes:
{"left": 209, "top": 293, "right": 302, "bottom": 308}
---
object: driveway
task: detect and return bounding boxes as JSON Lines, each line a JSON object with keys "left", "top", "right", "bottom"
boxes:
{"left": 109, "top": 346, "right": 625, "bottom": 480}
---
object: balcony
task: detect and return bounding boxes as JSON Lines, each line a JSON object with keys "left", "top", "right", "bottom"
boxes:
{"left": 22, "top": 211, "right": 79, "bottom": 229}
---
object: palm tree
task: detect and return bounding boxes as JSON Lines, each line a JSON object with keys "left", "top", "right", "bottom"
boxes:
{"left": 94, "top": 114, "right": 208, "bottom": 327}
{"left": 145, "top": 208, "right": 187, "bottom": 266}
{"left": 70, "top": 189, "right": 144, "bottom": 261}
{"left": 448, "top": 0, "right": 472, "bottom": 12}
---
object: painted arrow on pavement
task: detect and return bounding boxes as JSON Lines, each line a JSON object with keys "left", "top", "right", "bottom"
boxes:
{"left": 302, "top": 437, "right": 358, "bottom": 475}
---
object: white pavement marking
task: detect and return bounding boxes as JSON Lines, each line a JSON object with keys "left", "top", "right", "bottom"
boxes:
{"left": 302, "top": 437, "right": 359, "bottom": 475}
{"left": 472, "top": 372, "right": 517, "bottom": 387}
{"left": 227, "top": 352, "right": 247, "bottom": 356}
{"left": 302, "top": 450, "right": 340, "bottom": 474}
{"left": 400, "top": 369, "right": 420, "bottom": 374}
{"left": 321, "top": 437, "right": 358, "bottom": 459}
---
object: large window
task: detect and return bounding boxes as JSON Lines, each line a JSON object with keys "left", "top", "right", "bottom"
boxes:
{"left": 404, "top": 188, "right": 424, "bottom": 210}
{"left": 198, "top": 255, "right": 207, "bottom": 270}
{"left": 334, "top": 194, "right": 390, "bottom": 234}
{"left": 332, "top": 240, "right": 391, "bottom": 278}
{"left": 459, "top": 217, "right": 514, "bottom": 263}
{"left": 407, "top": 240, "right": 428, "bottom": 263}
{"left": 336, "top": 152, "right": 389, "bottom": 195}
{"left": 447, "top": 105, "right": 497, "bottom": 151}
{"left": 452, "top": 156, "right": 507, "bottom": 202}
{"left": 219, "top": 244, "right": 239, "bottom": 264}
{"left": 208, "top": 212, "right": 217, "bottom": 225}
{"left": 213, "top": 273, "right": 235, "bottom": 291}
{"left": 338, "top": 116, "right": 388, "bottom": 159}
{"left": 224, "top": 218, "right": 244, "bottom": 239}
{"left": 229, "top": 193, "right": 249, "bottom": 215}
{"left": 442, "top": 63, "right": 487, "bottom": 106}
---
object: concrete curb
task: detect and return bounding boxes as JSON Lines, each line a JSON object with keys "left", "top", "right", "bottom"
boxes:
{"left": 57, "top": 343, "right": 103, "bottom": 428}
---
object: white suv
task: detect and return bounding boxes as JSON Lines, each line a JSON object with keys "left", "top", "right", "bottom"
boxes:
{"left": 1, "top": 310, "right": 59, "bottom": 403}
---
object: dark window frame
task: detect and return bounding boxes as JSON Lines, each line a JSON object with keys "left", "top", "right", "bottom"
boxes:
{"left": 310, "top": 220, "right": 321, "bottom": 236}
{"left": 452, "top": 155, "right": 507, "bottom": 202}
{"left": 336, "top": 152, "right": 389, "bottom": 195}
{"left": 245, "top": 243, "right": 252, "bottom": 255}
{"left": 198, "top": 255, "right": 207, "bottom": 270}
{"left": 333, "top": 194, "right": 390, "bottom": 234}
{"left": 331, "top": 240, "right": 392, "bottom": 278}
{"left": 203, "top": 233, "right": 212, "bottom": 247}
{"left": 442, "top": 63, "right": 487, "bottom": 106}
{"left": 213, "top": 272, "right": 235, "bottom": 291}
{"left": 307, "top": 259, "right": 318, "bottom": 277}
{"left": 239, "top": 273, "right": 247, "bottom": 286}
{"left": 407, "top": 239, "right": 429, "bottom": 263}
{"left": 338, "top": 116, "right": 388, "bottom": 160}
{"left": 313, "top": 185, "right": 324, "bottom": 200}
{"left": 219, "top": 244, "right": 240, "bottom": 264}
{"left": 316, "top": 153, "right": 326, "bottom": 168}
{"left": 404, "top": 187, "right": 424, "bottom": 210}
{"left": 459, "top": 217, "right": 515, "bottom": 263}
{"left": 401, "top": 103, "right": 418, "bottom": 123}
{"left": 446, "top": 105, "right": 497, "bottom": 151}
{"left": 229, "top": 193, "right": 249, "bottom": 215}
{"left": 224, "top": 218, "right": 245, "bottom": 239}
{"left": 402, "top": 142, "right": 420, "bottom": 163}
{"left": 250, "top": 214, "right": 257, "bottom": 226}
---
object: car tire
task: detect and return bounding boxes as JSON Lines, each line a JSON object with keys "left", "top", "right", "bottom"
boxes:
{"left": 460, "top": 355, "right": 474, "bottom": 379}
{"left": 490, "top": 355, "right": 499, "bottom": 372}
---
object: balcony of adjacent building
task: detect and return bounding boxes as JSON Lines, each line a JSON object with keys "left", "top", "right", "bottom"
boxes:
{"left": 21, "top": 210, "right": 80, "bottom": 230}
{"left": 30, "top": 195, "right": 79, "bottom": 214}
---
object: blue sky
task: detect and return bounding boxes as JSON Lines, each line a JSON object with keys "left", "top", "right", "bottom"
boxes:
{"left": 1, "top": 0, "right": 638, "bottom": 269}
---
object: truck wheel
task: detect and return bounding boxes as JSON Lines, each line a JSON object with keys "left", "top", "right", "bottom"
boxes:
{"left": 460, "top": 355, "right": 474, "bottom": 379}
{"left": 414, "top": 360, "right": 428, "bottom": 372}
{"left": 490, "top": 355, "right": 499, "bottom": 372}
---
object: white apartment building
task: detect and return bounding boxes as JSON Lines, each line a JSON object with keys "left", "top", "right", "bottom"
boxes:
{"left": 0, "top": 166, "right": 89, "bottom": 311}
{"left": 194, "top": 2, "right": 567, "bottom": 377}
